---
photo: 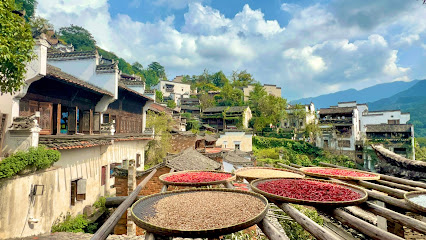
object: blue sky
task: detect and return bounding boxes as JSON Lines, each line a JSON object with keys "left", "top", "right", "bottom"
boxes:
{"left": 37, "top": 0, "right": 426, "bottom": 100}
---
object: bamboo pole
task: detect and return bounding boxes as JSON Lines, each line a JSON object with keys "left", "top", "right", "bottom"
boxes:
{"left": 276, "top": 202, "right": 341, "bottom": 240}
{"left": 355, "top": 180, "right": 407, "bottom": 199}
{"left": 277, "top": 163, "right": 303, "bottom": 172}
{"left": 375, "top": 179, "right": 424, "bottom": 192}
{"left": 105, "top": 196, "right": 144, "bottom": 208}
{"left": 362, "top": 201, "right": 426, "bottom": 234}
{"left": 91, "top": 169, "right": 157, "bottom": 240}
{"left": 225, "top": 182, "right": 290, "bottom": 240}
{"left": 319, "top": 162, "right": 426, "bottom": 189}
{"left": 331, "top": 208, "right": 404, "bottom": 240}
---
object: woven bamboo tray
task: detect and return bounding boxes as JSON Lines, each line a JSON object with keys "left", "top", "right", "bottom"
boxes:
{"left": 235, "top": 167, "right": 305, "bottom": 182}
{"left": 404, "top": 191, "right": 426, "bottom": 213}
{"left": 159, "top": 170, "right": 235, "bottom": 186}
{"left": 131, "top": 188, "right": 268, "bottom": 237}
{"left": 251, "top": 178, "right": 368, "bottom": 207}
{"left": 299, "top": 167, "right": 380, "bottom": 181}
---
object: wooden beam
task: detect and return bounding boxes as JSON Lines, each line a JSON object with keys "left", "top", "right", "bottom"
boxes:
{"left": 355, "top": 180, "right": 407, "bottom": 199}
{"left": 104, "top": 196, "right": 144, "bottom": 208}
{"left": 375, "top": 179, "right": 424, "bottom": 192}
{"left": 361, "top": 201, "right": 426, "bottom": 234}
{"left": 330, "top": 208, "right": 404, "bottom": 240}
{"left": 319, "top": 162, "right": 426, "bottom": 189}
{"left": 277, "top": 163, "right": 303, "bottom": 172}
{"left": 91, "top": 169, "right": 157, "bottom": 240}
{"left": 275, "top": 202, "right": 341, "bottom": 240}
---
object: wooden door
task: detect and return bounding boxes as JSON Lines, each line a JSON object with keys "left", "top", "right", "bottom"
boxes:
{"left": 39, "top": 102, "right": 53, "bottom": 135}
{"left": 93, "top": 113, "right": 100, "bottom": 133}
{"left": 81, "top": 111, "right": 91, "bottom": 133}
{"left": 68, "top": 107, "right": 77, "bottom": 135}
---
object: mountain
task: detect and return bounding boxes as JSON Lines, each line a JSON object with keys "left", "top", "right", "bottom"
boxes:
{"left": 368, "top": 80, "right": 426, "bottom": 137}
{"left": 292, "top": 80, "right": 420, "bottom": 108}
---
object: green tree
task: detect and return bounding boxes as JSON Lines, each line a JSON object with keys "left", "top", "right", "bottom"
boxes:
{"left": 155, "top": 90, "right": 163, "bottom": 102}
{"left": 117, "top": 58, "right": 134, "bottom": 75}
{"left": 58, "top": 25, "right": 96, "bottom": 51}
{"left": 30, "top": 16, "right": 52, "bottom": 37}
{"left": 248, "top": 83, "right": 267, "bottom": 115}
{"left": 148, "top": 62, "right": 166, "bottom": 79}
{"left": 144, "top": 69, "right": 160, "bottom": 87}
{"left": 212, "top": 71, "right": 229, "bottom": 87}
{"left": 199, "top": 93, "right": 215, "bottom": 110}
{"left": 0, "top": 0, "right": 34, "bottom": 93}
{"left": 217, "top": 83, "right": 243, "bottom": 106}
{"left": 231, "top": 70, "right": 255, "bottom": 88}
{"left": 14, "top": 0, "right": 36, "bottom": 21}
{"left": 166, "top": 100, "right": 176, "bottom": 109}
{"left": 253, "top": 95, "right": 287, "bottom": 131}
{"left": 132, "top": 62, "right": 143, "bottom": 73}
{"left": 146, "top": 112, "right": 174, "bottom": 166}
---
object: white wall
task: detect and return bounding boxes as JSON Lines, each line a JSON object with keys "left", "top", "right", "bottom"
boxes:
{"left": 0, "top": 140, "right": 148, "bottom": 239}
{"left": 48, "top": 58, "right": 118, "bottom": 99}
{"left": 360, "top": 110, "right": 410, "bottom": 133}
{"left": 152, "top": 81, "right": 191, "bottom": 99}
{"left": 216, "top": 132, "right": 253, "bottom": 152}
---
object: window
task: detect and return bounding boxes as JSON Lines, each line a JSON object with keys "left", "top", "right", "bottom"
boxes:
{"left": 323, "top": 140, "right": 329, "bottom": 147}
{"left": 101, "top": 166, "right": 107, "bottom": 186}
{"left": 223, "top": 141, "right": 228, "bottom": 148}
{"left": 338, "top": 140, "right": 351, "bottom": 148}
{"left": 388, "top": 119, "right": 400, "bottom": 124}
{"left": 71, "top": 179, "right": 86, "bottom": 206}
{"left": 234, "top": 141, "right": 241, "bottom": 150}
{"left": 136, "top": 154, "right": 141, "bottom": 168}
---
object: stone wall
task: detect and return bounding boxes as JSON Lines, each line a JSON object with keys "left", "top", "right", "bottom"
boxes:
{"left": 170, "top": 133, "right": 197, "bottom": 153}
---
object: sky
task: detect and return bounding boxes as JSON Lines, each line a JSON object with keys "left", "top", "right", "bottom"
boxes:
{"left": 36, "top": 0, "right": 426, "bottom": 100}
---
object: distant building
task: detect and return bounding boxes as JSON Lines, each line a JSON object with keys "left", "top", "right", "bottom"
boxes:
{"left": 152, "top": 79, "right": 191, "bottom": 105}
{"left": 180, "top": 98, "right": 201, "bottom": 117}
{"left": 316, "top": 101, "right": 414, "bottom": 165}
{"left": 216, "top": 131, "right": 253, "bottom": 152}
{"left": 242, "top": 84, "right": 282, "bottom": 101}
{"left": 282, "top": 102, "right": 316, "bottom": 129}
{"left": 201, "top": 106, "right": 252, "bottom": 131}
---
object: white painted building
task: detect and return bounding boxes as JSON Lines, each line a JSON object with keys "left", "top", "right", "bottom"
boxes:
{"left": 216, "top": 131, "right": 253, "bottom": 152}
{"left": 152, "top": 80, "right": 191, "bottom": 105}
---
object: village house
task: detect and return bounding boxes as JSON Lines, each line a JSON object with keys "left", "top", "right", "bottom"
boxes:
{"left": 282, "top": 102, "right": 316, "bottom": 130}
{"left": 149, "top": 102, "right": 186, "bottom": 132}
{"left": 180, "top": 97, "right": 201, "bottom": 117}
{"left": 242, "top": 84, "right": 282, "bottom": 102}
{"left": 316, "top": 101, "right": 414, "bottom": 166}
{"left": 216, "top": 130, "right": 253, "bottom": 152}
{"left": 0, "top": 37, "right": 155, "bottom": 238}
{"left": 151, "top": 78, "right": 191, "bottom": 105}
{"left": 201, "top": 106, "right": 252, "bottom": 131}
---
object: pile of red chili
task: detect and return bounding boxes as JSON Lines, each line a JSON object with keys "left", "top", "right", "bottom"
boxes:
{"left": 305, "top": 168, "right": 377, "bottom": 178}
{"left": 257, "top": 179, "right": 361, "bottom": 202}
{"left": 164, "top": 171, "right": 232, "bottom": 183}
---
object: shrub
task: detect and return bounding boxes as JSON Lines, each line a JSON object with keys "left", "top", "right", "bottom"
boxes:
{"left": 0, "top": 146, "right": 60, "bottom": 179}
{"left": 278, "top": 204, "right": 323, "bottom": 240}
{"left": 51, "top": 213, "right": 89, "bottom": 233}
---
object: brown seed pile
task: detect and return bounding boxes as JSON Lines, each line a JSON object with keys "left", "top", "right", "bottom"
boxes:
{"left": 237, "top": 169, "right": 303, "bottom": 179}
{"left": 145, "top": 191, "right": 265, "bottom": 230}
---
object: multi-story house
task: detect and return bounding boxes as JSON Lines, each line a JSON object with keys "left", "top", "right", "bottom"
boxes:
{"left": 282, "top": 102, "right": 316, "bottom": 129}
{"left": 180, "top": 98, "right": 201, "bottom": 117}
{"left": 201, "top": 106, "right": 252, "bottom": 131}
{"left": 152, "top": 79, "right": 191, "bottom": 105}
{"left": 242, "top": 84, "right": 282, "bottom": 101}
{"left": 316, "top": 101, "right": 414, "bottom": 165}
{"left": 0, "top": 37, "right": 154, "bottom": 238}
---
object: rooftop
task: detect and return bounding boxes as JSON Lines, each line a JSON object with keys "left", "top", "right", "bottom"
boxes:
{"left": 319, "top": 107, "right": 355, "bottom": 115}
{"left": 46, "top": 64, "right": 114, "bottom": 97}
{"left": 165, "top": 148, "right": 221, "bottom": 171}
{"left": 203, "top": 106, "right": 249, "bottom": 113}
{"left": 366, "top": 124, "right": 412, "bottom": 133}
{"left": 47, "top": 50, "right": 97, "bottom": 60}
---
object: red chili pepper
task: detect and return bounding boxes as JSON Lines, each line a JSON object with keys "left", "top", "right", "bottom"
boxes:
{"left": 164, "top": 172, "right": 232, "bottom": 183}
{"left": 305, "top": 168, "right": 376, "bottom": 178}
{"left": 257, "top": 179, "right": 361, "bottom": 202}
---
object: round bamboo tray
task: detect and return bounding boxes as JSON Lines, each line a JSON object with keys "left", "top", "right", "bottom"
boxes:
{"left": 235, "top": 167, "right": 305, "bottom": 182}
{"left": 159, "top": 170, "right": 235, "bottom": 186}
{"left": 131, "top": 188, "right": 269, "bottom": 237}
{"left": 251, "top": 178, "right": 368, "bottom": 207}
{"left": 404, "top": 191, "right": 426, "bottom": 213}
{"left": 300, "top": 167, "right": 380, "bottom": 180}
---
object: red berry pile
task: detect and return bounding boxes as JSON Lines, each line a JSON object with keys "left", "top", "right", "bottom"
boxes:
{"left": 305, "top": 168, "right": 376, "bottom": 178}
{"left": 164, "top": 172, "right": 232, "bottom": 183}
{"left": 257, "top": 179, "right": 361, "bottom": 202}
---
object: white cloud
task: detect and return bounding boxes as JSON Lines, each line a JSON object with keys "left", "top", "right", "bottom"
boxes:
{"left": 36, "top": 0, "right": 420, "bottom": 99}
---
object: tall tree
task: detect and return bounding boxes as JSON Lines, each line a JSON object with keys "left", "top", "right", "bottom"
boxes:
{"left": 231, "top": 70, "right": 255, "bottom": 88}
{"left": 217, "top": 83, "right": 244, "bottom": 106}
{"left": 253, "top": 95, "right": 287, "bottom": 131}
{"left": 148, "top": 62, "right": 166, "bottom": 79}
{"left": 211, "top": 71, "right": 229, "bottom": 87}
{"left": 132, "top": 62, "right": 143, "bottom": 73}
{"left": 58, "top": 25, "right": 96, "bottom": 51}
{"left": 14, "top": 0, "right": 36, "bottom": 21}
{"left": 248, "top": 82, "right": 267, "bottom": 115}
{"left": 0, "top": 0, "right": 34, "bottom": 93}
{"left": 144, "top": 69, "right": 160, "bottom": 88}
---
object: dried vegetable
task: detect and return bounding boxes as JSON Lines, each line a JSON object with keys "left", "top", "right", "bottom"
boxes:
{"left": 164, "top": 171, "right": 232, "bottom": 183}
{"left": 237, "top": 168, "right": 303, "bottom": 179}
{"left": 257, "top": 179, "right": 361, "bottom": 202}
{"left": 146, "top": 191, "right": 265, "bottom": 230}
{"left": 304, "top": 168, "right": 377, "bottom": 178}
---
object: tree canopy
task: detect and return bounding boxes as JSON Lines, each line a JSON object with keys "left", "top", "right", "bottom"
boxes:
{"left": 58, "top": 25, "right": 96, "bottom": 51}
{"left": 14, "top": 0, "right": 36, "bottom": 21}
{"left": 0, "top": 0, "right": 34, "bottom": 93}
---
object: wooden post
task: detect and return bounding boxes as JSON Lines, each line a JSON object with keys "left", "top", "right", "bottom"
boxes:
{"left": 331, "top": 208, "right": 404, "bottom": 240}
{"left": 355, "top": 180, "right": 407, "bottom": 199}
{"left": 56, "top": 104, "right": 61, "bottom": 135}
{"left": 127, "top": 159, "right": 136, "bottom": 236}
{"left": 91, "top": 169, "right": 157, "bottom": 240}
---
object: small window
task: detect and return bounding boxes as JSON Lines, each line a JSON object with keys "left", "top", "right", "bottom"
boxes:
{"left": 136, "top": 154, "right": 141, "bottom": 168}
{"left": 234, "top": 141, "right": 241, "bottom": 150}
{"left": 71, "top": 179, "right": 86, "bottom": 206}
{"left": 223, "top": 141, "right": 228, "bottom": 148}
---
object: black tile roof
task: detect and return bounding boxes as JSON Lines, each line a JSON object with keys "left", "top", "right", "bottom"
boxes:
{"left": 47, "top": 50, "right": 97, "bottom": 60}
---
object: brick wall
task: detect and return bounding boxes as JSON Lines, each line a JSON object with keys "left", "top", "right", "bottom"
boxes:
{"left": 170, "top": 134, "right": 197, "bottom": 153}
{"left": 114, "top": 166, "right": 187, "bottom": 235}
